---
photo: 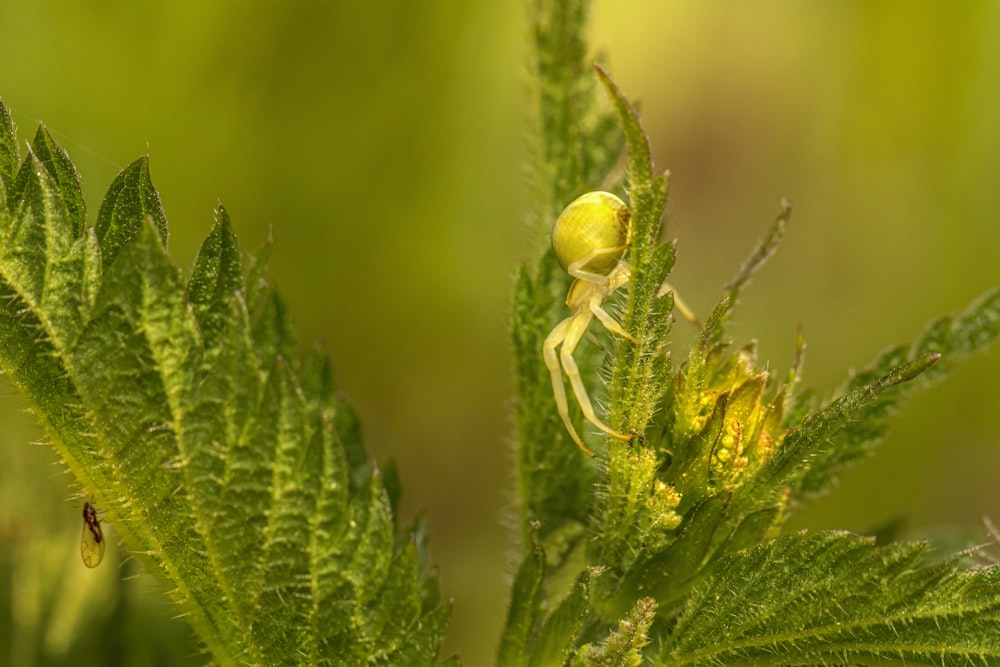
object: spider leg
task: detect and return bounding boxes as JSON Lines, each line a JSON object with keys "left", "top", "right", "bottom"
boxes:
{"left": 584, "top": 330, "right": 605, "bottom": 350}
{"left": 566, "top": 243, "right": 629, "bottom": 285}
{"left": 590, "top": 299, "right": 638, "bottom": 344}
{"left": 658, "top": 281, "right": 700, "bottom": 326}
{"left": 543, "top": 317, "right": 594, "bottom": 456}
{"left": 558, "top": 312, "right": 631, "bottom": 443}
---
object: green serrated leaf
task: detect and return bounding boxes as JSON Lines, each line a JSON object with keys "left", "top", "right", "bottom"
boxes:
{"left": 595, "top": 64, "right": 675, "bottom": 439}
{"left": 245, "top": 239, "right": 298, "bottom": 370}
{"left": 0, "top": 99, "right": 18, "bottom": 192}
{"left": 794, "top": 286, "right": 1000, "bottom": 499}
{"left": 30, "top": 124, "right": 86, "bottom": 234}
{"left": 497, "top": 531, "right": 546, "bottom": 667}
{"left": 0, "top": 121, "right": 450, "bottom": 665}
{"left": 188, "top": 204, "right": 244, "bottom": 350}
{"left": 1, "top": 150, "right": 93, "bottom": 345}
{"left": 530, "top": 0, "right": 621, "bottom": 206}
{"left": 760, "top": 353, "right": 940, "bottom": 494}
{"left": 661, "top": 531, "right": 1000, "bottom": 666}
{"left": 95, "top": 156, "right": 168, "bottom": 267}
{"left": 529, "top": 568, "right": 595, "bottom": 667}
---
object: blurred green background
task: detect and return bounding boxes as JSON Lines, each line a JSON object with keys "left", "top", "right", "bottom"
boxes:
{"left": 0, "top": 2, "right": 998, "bottom": 664}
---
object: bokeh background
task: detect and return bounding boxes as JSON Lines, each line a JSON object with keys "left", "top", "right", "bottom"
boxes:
{"left": 0, "top": 2, "right": 997, "bottom": 664}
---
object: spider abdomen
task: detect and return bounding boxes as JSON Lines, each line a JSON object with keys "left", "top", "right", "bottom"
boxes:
{"left": 552, "top": 191, "right": 630, "bottom": 276}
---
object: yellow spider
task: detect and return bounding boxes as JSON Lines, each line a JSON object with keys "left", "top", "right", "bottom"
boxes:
{"left": 543, "top": 191, "right": 636, "bottom": 456}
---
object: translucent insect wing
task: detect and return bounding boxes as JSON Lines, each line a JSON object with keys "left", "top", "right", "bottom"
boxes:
{"left": 80, "top": 502, "right": 105, "bottom": 568}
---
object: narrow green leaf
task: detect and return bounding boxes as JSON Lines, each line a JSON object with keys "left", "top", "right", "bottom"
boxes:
{"left": 497, "top": 531, "right": 546, "bottom": 666}
{"left": 794, "top": 286, "right": 1000, "bottom": 498}
{"left": 245, "top": 236, "right": 298, "bottom": 370}
{"left": 2, "top": 152, "right": 95, "bottom": 353}
{"left": 188, "top": 204, "right": 244, "bottom": 350}
{"left": 94, "top": 156, "right": 168, "bottom": 266}
{"left": 712, "top": 200, "right": 790, "bottom": 343}
{"left": 593, "top": 64, "right": 652, "bottom": 187}
{"left": 386, "top": 600, "right": 454, "bottom": 665}
{"left": 595, "top": 65, "right": 675, "bottom": 439}
{"left": 722, "top": 199, "right": 790, "bottom": 298}
{"left": 760, "top": 353, "right": 940, "bottom": 492}
{"left": 0, "top": 99, "right": 19, "bottom": 197}
{"left": 381, "top": 457, "right": 403, "bottom": 521}
{"left": 613, "top": 494, "right": 730, "bottom": 620}
{"left": 30, "top": 124, "right": 86, "bottom": 234}
{"left": 529, "top": 568, "right": 595, "bottom": 667}
{"left": 334, "top": 396, "right": 373, "bottom": 498}
{"left": 917, "top": 285, "right": 1000, "bottom": 377}
{"left": 661, "top": 531, "right": 1000, "bottom": 666}
{"left": 530, "top": 0, "right": 622, "bottom": 207}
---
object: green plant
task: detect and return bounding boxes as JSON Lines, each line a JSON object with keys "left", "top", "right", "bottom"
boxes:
{"left": 0, "top": 105, "right": 452, "bottom": 665}
{"left": 498, "top": 0, "right": 1000, "bottom": 664}
{"left": 0, "top": 1, "right": 998, "bottom": 666}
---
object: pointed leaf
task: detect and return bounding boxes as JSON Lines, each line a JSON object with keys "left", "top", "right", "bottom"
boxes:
{"left": 31, "top": 124, "right": 85, "bottom": 234}
{"left": 713, "top": 200, "right": 790, "bottom": 343}
{"left": 0, "top": 99, "right": 19, "bottom": 196}
{"left": 596, "top": 65, "right": 675, "bottom": 439}
{"left": 95, "top": 156, "right": 167, "bottom": 266}
{"left": 529, "top": 568, "right": 595, "bottom": 667}
{"left": 497, "top": 532, "right": 546, "bottom": 666}
{"left": 662, "top": 531, "right": 1000, "bottom": 666}
{"left": 188, "top": 204, "right": 244, "bottom": 349}
{"left": 760, "top": 353, "right": 940, "bottom": 494}
{"left": 795, "top": 286, "right": 1000, "bottom": 497}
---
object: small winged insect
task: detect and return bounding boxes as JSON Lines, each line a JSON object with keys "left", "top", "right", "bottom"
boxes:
{"left": 80, "top": 502, "right": 105, "bottom": 568}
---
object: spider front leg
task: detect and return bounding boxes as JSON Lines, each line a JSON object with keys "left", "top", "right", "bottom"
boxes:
{"left": 588, "top": 298, "right": 638, "bottom": 345}
{"left": 544, "top": 299, "right": 633, "bottom": 457}
{"left": 543, "top": 317, "right": 594, "bottom": 456}
{"left": 565, "top": 243, "right": 630, "bottom": 286}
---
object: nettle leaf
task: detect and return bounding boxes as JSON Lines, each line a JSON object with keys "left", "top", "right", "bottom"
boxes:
{"left": 497, "top": 526, "right": 597, "bottom": 667}
{"left": 0, "top": 102, "right": 450, "bottom": 666}
{"left": 597, "top": 62, "right": 675, "bottom": 440}
{"left": 513, "top": 0, "right": 624, "bottom": 558}
{"left": 0, "top": 101, "right": 18, "bottom": 192}
{"left": 793, "top": 285, "right": 1000, "bottom": 498}
{"left": 497, "top": 528, "right": 548, "bottom": 666}
{"left": 95, "top": 155, "right": 168, "bottom": 266}
{"left": 661, "top": 531, "right": 1000, "bottom": 666}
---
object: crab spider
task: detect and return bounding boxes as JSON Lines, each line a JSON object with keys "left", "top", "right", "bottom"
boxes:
{"left": 543, "top": 191, "right": 637, "bottom": 456}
